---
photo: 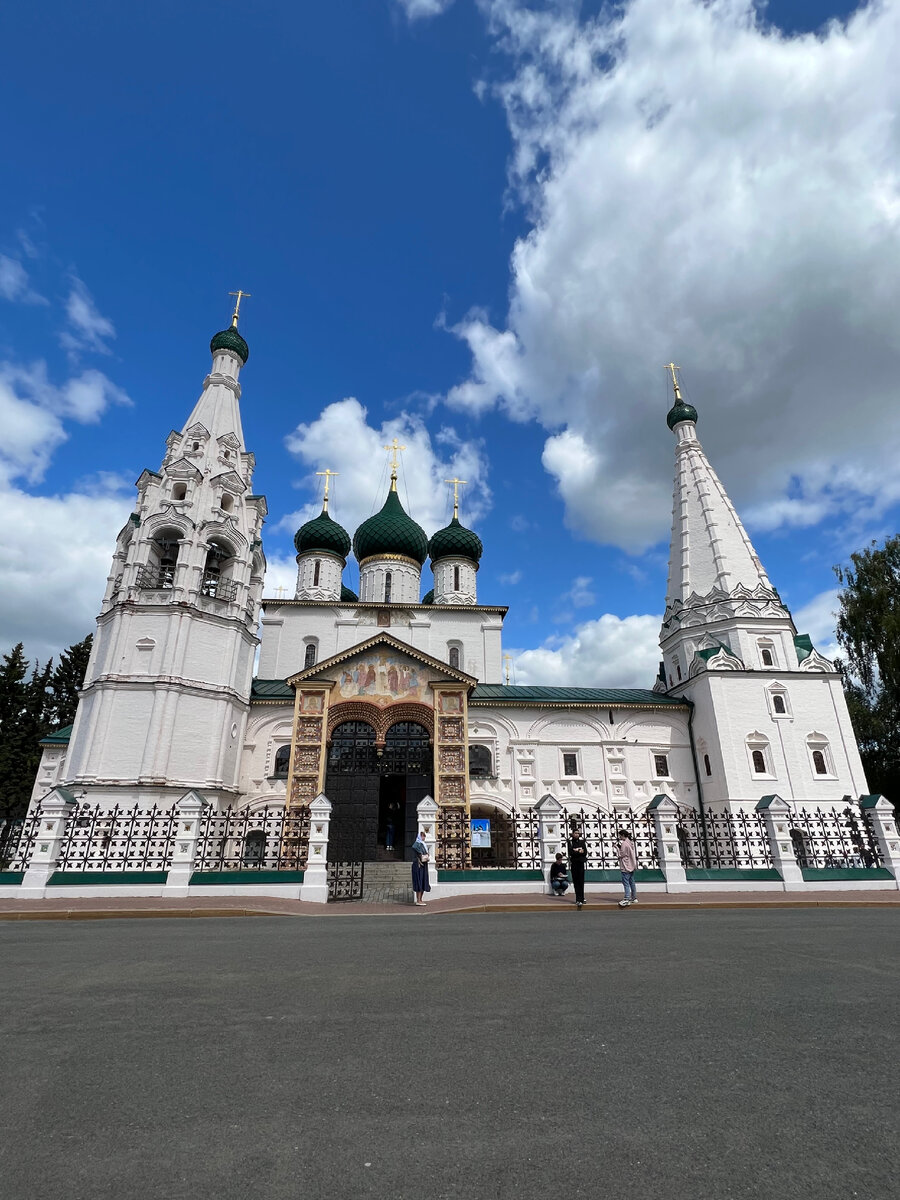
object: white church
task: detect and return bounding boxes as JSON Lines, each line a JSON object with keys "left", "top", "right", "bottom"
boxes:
{"left": 29, "top": 307, "right": 869, "bottom": 868}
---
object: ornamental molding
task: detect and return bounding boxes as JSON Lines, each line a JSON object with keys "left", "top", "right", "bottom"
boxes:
{"left": 797, "top": 649, "right": 835, "bottom": 672}
{"left": 359, "top": 553, "right": 421, "bottom": 569}
{"left": 662, "top": 582, "right": 790, "bottom": 630}
{"left": 287, "top": 630, "right": 476, "bottom": 687}
{"left": 689, "top": 647, "right": 745, "bottom": 677}
{"left": 202, "top": 373, "right": 241, "bottom": 398}
{"left": 326, "top": 699, "right": 434, "bottom": 744}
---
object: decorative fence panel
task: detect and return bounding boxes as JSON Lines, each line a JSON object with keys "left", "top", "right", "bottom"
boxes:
{"left": 566, "top": 808, "right": 658, "bottom": 869}
{"left": 58, "top": 804, "right": 178, "bottom": 872}
{"left": 789, "top": 807, "right": 883, "bottom": 869}
{"left": 195, "top": 806, "right": 311, "bottom": 871}
{"left": 0, "top": 810, "right": 42, "bottom": 871}
{"left": 676, "top": 809, "right": 773, "bottom": 870}
{"left": 435, "top": 808, "right": 471, "bottom": 870}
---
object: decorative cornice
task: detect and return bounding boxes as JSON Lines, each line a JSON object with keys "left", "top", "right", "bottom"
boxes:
{"left": 469, "top": 699, "right": 691, "bottom": 710}
{"left": 202, "top": 372, "right": 242, "bottom": 399}
{"left": 260, "top": 598, "right": 508, "bottom": 613}
{"left": 359, "top": 553, "right": 420, "bottom": 569}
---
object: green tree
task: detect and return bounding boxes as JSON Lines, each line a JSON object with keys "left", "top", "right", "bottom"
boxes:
{"left": 0, "top": 645, "right": 45, "bottom": 820}
{"left": 835, "top": 535, "right": 900, "bottom": 802}
{"left": 47, "top": 634, "right": 92, "bottom": 729}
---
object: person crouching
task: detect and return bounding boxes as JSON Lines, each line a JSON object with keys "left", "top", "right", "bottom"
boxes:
{"left": 549, "top": 853, "right": 569, "bottom": 897}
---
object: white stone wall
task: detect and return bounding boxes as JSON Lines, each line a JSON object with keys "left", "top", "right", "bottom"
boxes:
{"left": 432, "top": 557, "right": 477, "bottom": 605}
{"left": 295, "top": 552, "right": 343, "bottom": 601}
{"left": 358, "top": 558, "right": 421, "bottom": 604}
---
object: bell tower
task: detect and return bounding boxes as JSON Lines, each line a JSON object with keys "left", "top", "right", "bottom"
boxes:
{"left": 62, "top": 297, "right": 268, "bottom": 807}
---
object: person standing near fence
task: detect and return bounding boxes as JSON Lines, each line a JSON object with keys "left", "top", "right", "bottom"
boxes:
{"left": 411, "top": 830, "right": 431, "bottom": 906}
{"left": 568, "top": 824, "right": 588, "bottom": 908}
{"left": 618, "top": 828, "right": 637, "bottom": 907}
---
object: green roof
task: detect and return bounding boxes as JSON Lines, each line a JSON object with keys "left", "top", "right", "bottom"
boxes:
{"left": 210, "top": 326, "right": 249, "bottom": 365}
{"left": 341, "top": 583, "right": 359, "bottom": 602}
{"left": 794, "top": 633, "right": 814, "bottom": 662}
{"left": 429, "top": 515, "right": 483, "bottom": 564}
{"left": 667, "top": 399, "right": 698, "bottom": 430}
{"left": 353, "top": 487, "right": 428, "bottom": 565}
{"left": 294, "top": 507, "right": 351, "bottom": 558}
{"left": 470, "top": 685, "right": 687, "bottom": 706}
{"left": 421, "top": 589, "right": 434, "bottom": 605}
{"left": 251, "top": 679, "right": 293, "bottom": 701}
{"left": 40, "top": 724, "right": 73, "bottom": 745}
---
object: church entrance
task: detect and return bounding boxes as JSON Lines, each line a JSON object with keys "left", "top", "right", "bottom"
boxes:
{"left": 325, "top": 718, "right": 433, "bottom": 899}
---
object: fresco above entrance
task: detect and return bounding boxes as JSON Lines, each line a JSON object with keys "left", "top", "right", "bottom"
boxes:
{"left": 336, "top": 651, "right": 428, "bottom": 708}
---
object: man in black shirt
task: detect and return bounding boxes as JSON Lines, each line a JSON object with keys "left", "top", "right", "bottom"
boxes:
{"left": 549, "top": 853, "right": 569, "bottom": 897}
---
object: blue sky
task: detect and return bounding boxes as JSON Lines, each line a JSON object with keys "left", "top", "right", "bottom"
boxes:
{"left": 1, "top": 0, "right": 896, "bottom": 685}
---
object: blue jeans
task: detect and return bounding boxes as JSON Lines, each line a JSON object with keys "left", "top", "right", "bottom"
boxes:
{"left": 621, "top": 870, "right": 636, "bottom": 901}
{"left": 551, "top": 879, "right": 569, "bottom": 894}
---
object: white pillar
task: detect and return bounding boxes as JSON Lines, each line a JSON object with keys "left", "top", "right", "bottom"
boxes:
{"left": 416, "top": 795, "right": 440, "bottom": 898}
{"left": 300, "top": 793, "right": 331, "bottom": 904}
{"left": 756, "top": 795, "right": 802, "bottom": 890}
{"left": 20, "top": 789, "right": 76, "bottom": 897}
{"left": 648, "top": 794, "right": 688, "bottom": 890}
{"left": 860, "top": 795, "right": 900, "bottom": 889}
{"left": 164, "top": 790, "right": 206, "bottom": 896}
{"left": 535, "top": 793, "right": 565, "bottom": 893}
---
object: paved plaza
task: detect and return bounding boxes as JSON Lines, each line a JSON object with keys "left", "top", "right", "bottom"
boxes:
{"left": 1, "top": 910, "right": 898, "bottom": 1200}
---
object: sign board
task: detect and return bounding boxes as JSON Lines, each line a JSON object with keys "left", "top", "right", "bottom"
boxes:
{"left": 470, "top": 818, "right": 491, "bottom": 848}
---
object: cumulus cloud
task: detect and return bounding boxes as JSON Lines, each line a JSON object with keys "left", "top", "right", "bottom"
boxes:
{"left": 512, "top": 612, "right": 662, "bottom": 689}
{"left": 793, "top": 586, "right": 841, "bottom": 660}
{"left": 0, "top": 361, "right": 130, "bottom": 484}
{"left": 60, "top": 276, "right": 116, "bottom": 356}
{"left": 444, "top": 0, "right": 900, "bottom": 550}
{"left": 0, "top": 255, "right": 46, "bottom": 305}
{"left": 280, "top": 396, "right": 490, "bottom": 540}
{"left": 397, "top": 0, "right": 456, "bottom": 20}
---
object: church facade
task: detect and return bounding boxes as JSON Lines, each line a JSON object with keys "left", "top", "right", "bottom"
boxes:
{"left": 29, "top": 314, "right": 869, "bottom": 865}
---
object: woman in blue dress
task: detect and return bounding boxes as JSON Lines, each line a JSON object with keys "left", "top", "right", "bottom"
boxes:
{"left": 411, "top": 831, "right": 431, "bottom": 906}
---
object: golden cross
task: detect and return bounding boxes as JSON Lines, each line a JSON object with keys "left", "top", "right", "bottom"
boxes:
{"left": 315, "top": 468, "right": 339, "bottom": 511}
{"left": 229, "top": 290, "right": 251, "bottom": 328}
{"left": 444, "top": 477, "right": 467, "bottom": 519}
{"left": 383, "top": 437, "right": 406, "bottom": 489}
{"left": 664, "top": 362, "right": 683, "bottom": 402}
{"left": 503, "top": 653, "right": 514, "bottom": 686}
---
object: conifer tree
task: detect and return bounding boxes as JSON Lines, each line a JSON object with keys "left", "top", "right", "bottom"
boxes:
{"left": 47, "top": 634, "right": 93, "bottom": 730}
{"left": 0, "top": 645, "right": 33, "bottom": 820}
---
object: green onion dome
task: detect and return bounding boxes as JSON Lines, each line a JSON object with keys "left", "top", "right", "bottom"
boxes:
{"left": 428, "top": 515, "right": 483, "bottom": 565}
{"left": 421, "top": 589, "right": 434, "bottom": 605}
{"left": 353, "top": 488, "right": 429, "bottom": 565}
{"left": 341, "top": 583, "right": 359, "bottom": 602}
{"left": 666, "top": 399, "right": 698, "bottom": 430}
{"left": 294, "top": 508, "right": 351, "bottom": 559}
{"left": 210, "top": 326, "right": 249, "bottom": 365}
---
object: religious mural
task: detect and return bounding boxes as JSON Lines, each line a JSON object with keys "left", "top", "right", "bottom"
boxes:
{"left": 336, "top": 652, "right": 427, "bottom": 708}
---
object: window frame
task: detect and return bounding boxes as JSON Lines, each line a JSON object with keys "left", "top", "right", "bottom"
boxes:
{"left": 561, "top": 751, "right": 579, "bottom": 778}
{"left": 652, "top": 752, "right": 671, "bottom": 779}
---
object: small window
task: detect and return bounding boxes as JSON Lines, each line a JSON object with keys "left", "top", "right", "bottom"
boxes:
{"left": 453, "top": 565, "right": 460, "bottom": 591}
{"left": 704, "top": 753, "right": 712, "bottom": 777}
{"left": 469, "top": 745, "right": 492, "bottom": 778}
{"left": 562, "top": 753, "right": 578, "bottom": 777}
{"left": 751, "top": 749, "right": 767, "bottom": 774}
{"left": 812, "top": 749, "right": 827, "bottom": 775}
{"left": 384, "top": 571, "right": 392, "bottom": 603}
{"left": 273, "top": 746, "right": 291, "bottom": 777}
{"left": 304, "top": 643, "right": 316, "bottom": 669}
{"left": 221, "top": 493, "right": 234, "bottom": 512}
{"left": 772, "top": 694, "right": 786, "bottom": 714}
{"left": 313, "top": 560, "right": 320, "bottom": 587}
{"left": 192, "top": 441, "right": 200, "bottom": 451}
{"left": 223, "top": 449, "right": 230, "bottom": 460}
{"left": 676, "top": 664, "right": 682, "bottom": 681}
{"left": 653, "top": 753, "right": 669, "bottom": 778}
{"left": 448, "top": 646, "right": 460, "bottom": 669}
{"left": 761, "top": 648, "right": 774, "bottom": 666}
{"left": 172, "top": 482, "right": 187, "bottom": 501}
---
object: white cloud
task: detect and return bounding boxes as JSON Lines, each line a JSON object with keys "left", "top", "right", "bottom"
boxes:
{"left": 499, "top": 569, "right": 522, "bottom": 585}
{"left": 280, "top": 397, "right": 490, "bottom": 540}
{"left": 565, "top": 575, "right": 595, "bottom": 608}
{"left": 512, "top": 612, "right": 662, "bottom": 689}
{"left": 0, "top": 255, "right": 46, "bottom": 305}
{"left": 0, "top": 361, "right": 130, "bottom": 484}
{"left": 444, "top": 0, "right": 900, "bottom": 551}
{"left": 793, "top": 586, "right": 841, "bottom": 660}
{"left": 0, "top": 482, "right": 131, "bottom": 664}
{"left": 397, "top": 0, "right": 456, "bottom": 20}
{"left": 60, "top": 276, "right": 116, "bottom": 356}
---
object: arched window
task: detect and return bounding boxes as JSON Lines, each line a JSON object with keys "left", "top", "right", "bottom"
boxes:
{"left": 773, "top": 694, "right": 786, "bottom": 714}
{"left": 449, "top": 645, "right": 460, "bottom": 669}
{"left": 453, "top": 565, "right": 460, "bottom": 591}
{"left": 148, "top": 530, "right": 180, "bottom": 589}
{"left": 221, "top": 493, "right": 234, "bottom": 513}
{"left": 384, "top": 571, "right": 392, "bottom": 603}
{"left": 469, "top": 745, "right": 492, "bottom": 778}
{"left": 759, "top": 639, "right": 776, "bottom": 668}
{"left": 313, "top": 560, "right": 320, "bottom": 587}
{"left": 242, "top": 829, "right": 266, "bottom": 866}
{"left": 812, "top": 749, "right": 827, "bottom": 775}
{"left": 172, "top": 482, "right": 187, "bottom": 502}
{"left": 327, "top": 721, "right": 377, "bottom": 774}
{"left": 752, "top": 749, "right": 767, "bottom": 774}
{"left": 201, "top": 540, "right": 234, "bottom": 600}
{"left": 273, "top": 746, "right": 291, "bottom": 777}
{"left": 304, "top": 643, "right": 316, "bottom": 668}
{"left": 704, "top": 753, "right": 712, "bottom": 776}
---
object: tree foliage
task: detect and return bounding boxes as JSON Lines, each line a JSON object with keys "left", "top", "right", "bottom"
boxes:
{"left": 835, "top": 536, "right": 900, "bottom": 801}
{"left": 0, "top": 635, "right": 92, "bottom": 820}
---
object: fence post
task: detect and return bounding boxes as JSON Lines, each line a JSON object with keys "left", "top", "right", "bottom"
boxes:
{"left": 164, "top": 790, "right": 206, "bottom": 896}
{"left": 20, "top": 788, "right": 76, "bottom": 897}
{"left": 648, "top": 794, "right": 688, "bottom": 889}
{"left": 860, "top": 795, "right": 900, "bottom": 888}
{"left": 299, "top": 793, "right": 331, "bottom": 904}
{"left": 756, "top": 795, "right": 802, "bottom": 890}
{"left": 535, "top": 794, "right": 564, "bottom": 893}
{"left": 416, "top": 795, "right": 440, "bottom": 898}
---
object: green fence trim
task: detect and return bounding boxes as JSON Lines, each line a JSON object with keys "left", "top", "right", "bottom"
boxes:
{"left": 800, "top": 867, "right": 894, "bottom": 882}
{"left": 437, "top": 869, "right": 544, "bottom": 882}
{"left": 0, "top": 871, "right": 24, "bottom": 885}
{"left": 47, "top": 871, "right": 169, "bottom": 886}
{"left": 685, "top": 868, "right": 783, "bottom": 882}
{"left": 584, "top": 868, "right": 666, "bottom": 882}
{"left": 189, "top": 869, "right": 305, "bottom": 885}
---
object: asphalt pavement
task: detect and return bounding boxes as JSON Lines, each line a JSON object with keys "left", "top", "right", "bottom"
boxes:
{"left": 1, "top": 910, "right": 898, "bottom": 1200}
